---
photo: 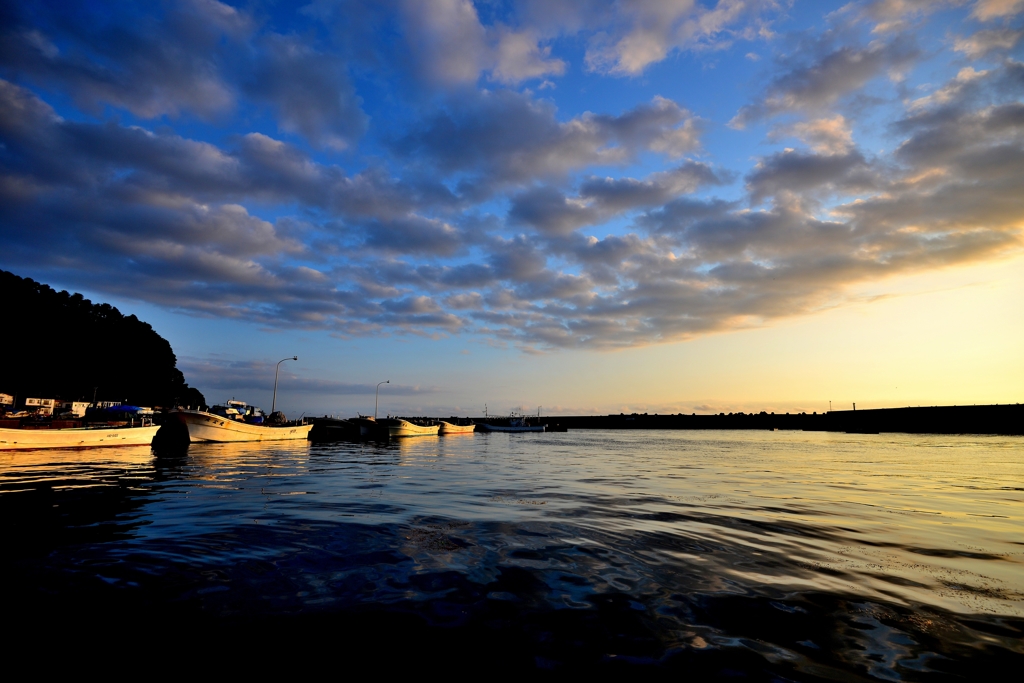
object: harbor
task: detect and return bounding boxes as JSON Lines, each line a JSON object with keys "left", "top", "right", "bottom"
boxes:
{"left": 3, "top": 399, "right": 1022, "bottom": 451}
{"left": 2, "top": 0, "right": 1024, "bottom": 671}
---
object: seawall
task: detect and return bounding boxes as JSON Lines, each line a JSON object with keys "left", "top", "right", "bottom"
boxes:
{"left": 490, "top": 404, "right": 1023, "bottom": 435}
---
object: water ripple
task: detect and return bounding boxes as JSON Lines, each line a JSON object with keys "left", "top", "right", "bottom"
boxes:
{"left": 2, "top": 430, "right": 1022, "bottom": 674}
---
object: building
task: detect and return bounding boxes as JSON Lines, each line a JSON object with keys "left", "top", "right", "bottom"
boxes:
{"left": 0, "top": 393, "right": 13, "bottom": 406}
{"left": 25, "top": 398, "right": 57, "bottom": 416}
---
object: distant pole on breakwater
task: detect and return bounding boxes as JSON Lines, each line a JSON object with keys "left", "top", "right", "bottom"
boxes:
{"left": 272, "top": 356, "right": 297, "bottom": 414}
{"left": 375, "top": 380, "right": 389, "bottom": 420}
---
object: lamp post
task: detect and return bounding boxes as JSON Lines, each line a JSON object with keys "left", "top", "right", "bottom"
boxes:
{"left": 375, "top": 380, "right": 389, "bottom": 420}
{"left": 272, "top": 356, "right": 297, "bottom": 414}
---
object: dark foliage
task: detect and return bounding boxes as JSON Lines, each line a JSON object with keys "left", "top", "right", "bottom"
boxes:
{"left": 0, "top": 269, "right": 205, "bottom": 407}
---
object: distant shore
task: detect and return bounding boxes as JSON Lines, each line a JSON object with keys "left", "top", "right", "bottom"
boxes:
{"left": 453, "top": 404, "right": 1023, "bottom": 435}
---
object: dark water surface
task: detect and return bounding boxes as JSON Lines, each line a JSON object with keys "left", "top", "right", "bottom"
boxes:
{"left": 2, "top": 430, "right": 1022, "bottom": 676}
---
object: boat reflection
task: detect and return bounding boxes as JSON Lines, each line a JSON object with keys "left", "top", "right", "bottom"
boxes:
{"left": 0, "top": 444, "right": 154, "bottom": 477}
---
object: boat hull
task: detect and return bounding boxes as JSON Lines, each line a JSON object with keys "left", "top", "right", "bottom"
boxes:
{"left": 352, "top": 417, "right": 388, "bottom": 438}
{"left": 385, "top": 419, "right": 440, "bottom": 437}
{"left": 309, "top": 417, "right": 361, "bottom": 441}
{"left": 0, "top": 425, "right": 160, "bottom": 450}
{"left": 174, "top": 410, "right": 312, "bottom": 443}
{"left": 438, "top": 421, "right": 476, "bottom": 434}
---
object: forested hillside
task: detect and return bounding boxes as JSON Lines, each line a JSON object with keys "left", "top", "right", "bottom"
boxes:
{"left": 1, "top": 270, "right": 205, "bottom": 407}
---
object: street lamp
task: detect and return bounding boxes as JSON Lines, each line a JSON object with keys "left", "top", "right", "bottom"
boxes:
{"left": 272, "top": 356, "right": 298, "bottom": 414}
{"left": 374, "top": 380, "right": 389, "bottom": 420}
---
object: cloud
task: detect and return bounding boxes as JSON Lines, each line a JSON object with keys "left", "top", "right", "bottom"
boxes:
{"left": 850, "top": 0, "right": 955, "bottom": 33}
{"left": 244, "top": 34, "right": 367, "bottom": 150}
{"left": 746, "top": 149, "right": 880, "bottom": 203}
{"left": 394, "top": 91, "right": 703, "bottom": 193}
{"left": 730, "top": 35, "right": 920, "bottom": 127}
{"left": 2, "top": 3, "right": 1023, "bottom": 355}
{"left": 768, "top": 115, "right": 854, "bottom": 154}
{"left": 954, "top": 27, "right": 1024, "bottom": 58}
{"left": 973, "top": 0, "right": 1024, "bottom": 21}
{"left": 397, "top": 0, "right": 564, "bottom": 86}
{"left": 359, "top": 215, "right": 465, "bottom": 256}
{"left": 509, "top": 161, "right": 728, "bottom": 235}
{"left": 509, "top": 186, "right": 600, "bottom": 235}
{"left": 0, "top": 0, "right": 243, "bottom": 119}
{"left": 0, "top": 79, "right": 457, "bottom": 230}
{"left": 0, "top": 0, "right": 366, "bottom": 149}
{"left": 491, "top": 27, "right": 567, "bottom": 84}
{"left": 0, "top": 81, "right": 466, "bottom": 333}
{"left": 584, "top": 0, "right": 777, "bottom": 75}
{"left": 400, "top": 0, "right": 489, "bottom": 85}
{"left": 907, "top": 66, "right": 990, "bottom": 111}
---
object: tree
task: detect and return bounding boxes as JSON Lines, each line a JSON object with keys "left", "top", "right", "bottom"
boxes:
{"left": 0, "top": 270, "right": 205, "bottom": 407}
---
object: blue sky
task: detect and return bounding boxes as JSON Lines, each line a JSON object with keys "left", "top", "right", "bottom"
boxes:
{"left": 2, "top": 0, "right": 1023, "bottom": 416}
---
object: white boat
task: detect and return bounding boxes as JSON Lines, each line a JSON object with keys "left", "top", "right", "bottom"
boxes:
{"left": 438, "top": 420, "right": 476, "bottom": 434}
{"left": 172, "top": 402, "right": 312, "bottom": 443}
{"left": 381, "top": 418, "right": 439, "bottom": 437}
{"left": 0, "top": 425, "right": 160, "bottom": 450}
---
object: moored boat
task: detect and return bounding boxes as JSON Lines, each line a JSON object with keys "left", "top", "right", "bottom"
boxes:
{"left": 381, "top": 418, "right": 439, "bottom": 437}
{"left": 308, "top": 416, "right": 361, "bottom": 441}
{"left": 172, "top": 401, "right": 312, "bottom": 442}
{"left": 438, "top": 420, "right": 476, "bottom": 434}
{"left": 352, "top": 416, "right": 388, "bottom": 438}
{"left": 0, "top": 424, "right": 160, "bottom": 450}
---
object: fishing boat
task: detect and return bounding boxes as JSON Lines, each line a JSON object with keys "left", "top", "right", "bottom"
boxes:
{"left": 172, "top": 400, "right": 312, "bottom": 443}
{"left": 380, "top": 418, "right": 439, "bottom": 437}
{"left": 438, "top": 420, "right": 476, "bottom": 434}
{"left": 308, "top": 416, "right": 361, "bottom": 441}
{"left": 0, "top": 424, "right": 160, "bottom": 450}
{"left": 352, "top": 416, "right": 388, "bottom": 438}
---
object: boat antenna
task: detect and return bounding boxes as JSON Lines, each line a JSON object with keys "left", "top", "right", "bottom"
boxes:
{"left": 272, "top": 356, "right": 298, "bottom": 414}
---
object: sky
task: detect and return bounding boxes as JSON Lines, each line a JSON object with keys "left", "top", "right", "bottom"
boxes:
{"left": 1, "top": 0, "right": 1022, "bottom": 417}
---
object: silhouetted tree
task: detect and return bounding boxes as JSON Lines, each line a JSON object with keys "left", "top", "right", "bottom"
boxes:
{"left": 0, "top": 270, "right": 205, "bottom": 407}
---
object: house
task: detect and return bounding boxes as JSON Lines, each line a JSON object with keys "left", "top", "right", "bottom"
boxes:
{"left": 25, "top": 398, "right": 57, "bottom": 416}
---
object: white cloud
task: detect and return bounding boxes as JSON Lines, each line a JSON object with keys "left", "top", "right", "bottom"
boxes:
{"left": 770, "top": 115, "right": 855, "bottom": 154}
{"left": 491, "top": 28, "right": 567, "bottom": 83}
{"left": 954, "top": 27, "right": 1024, "bottom": 58}
{"left": 973, "top": 0, "right": 1024, "bottom": 20}
{"left": 585, "top": 0, "right": 774, "bottom": 75}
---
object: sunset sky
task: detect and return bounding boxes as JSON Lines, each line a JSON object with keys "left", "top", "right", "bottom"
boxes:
{"left": 1, "top": 0, "right": 1022, "bottom": 417}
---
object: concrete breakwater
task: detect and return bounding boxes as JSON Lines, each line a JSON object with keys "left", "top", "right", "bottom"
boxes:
{"left": 530, "top": 403, "right": 1023, "bottom": 435}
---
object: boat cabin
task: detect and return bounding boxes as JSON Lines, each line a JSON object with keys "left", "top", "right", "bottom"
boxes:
{"left": 211, "top": 400, "right": 266, "bottom": 424}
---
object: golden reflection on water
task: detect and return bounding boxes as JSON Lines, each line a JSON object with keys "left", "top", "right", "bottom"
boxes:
{"left": 0, "top": 445, "right": 155, "bottom": 493}
{"left": 340, "top": 430, "right": 1024, "bottom": 617}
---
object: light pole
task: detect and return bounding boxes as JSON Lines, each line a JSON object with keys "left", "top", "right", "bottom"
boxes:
{"left": 272, "top": 356, "right": 297, "bottom": 414}
{"left": 375, "top": 380, "right": 389, "bottom": 420}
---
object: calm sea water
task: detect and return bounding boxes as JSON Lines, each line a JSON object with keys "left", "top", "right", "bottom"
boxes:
{"left": 2, "top": 430, "right": 1021, "bottom": 676}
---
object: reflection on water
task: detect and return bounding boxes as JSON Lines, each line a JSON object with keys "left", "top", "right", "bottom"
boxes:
{"left": 2, "top": 430, "right": 1022, "bottom": 674}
